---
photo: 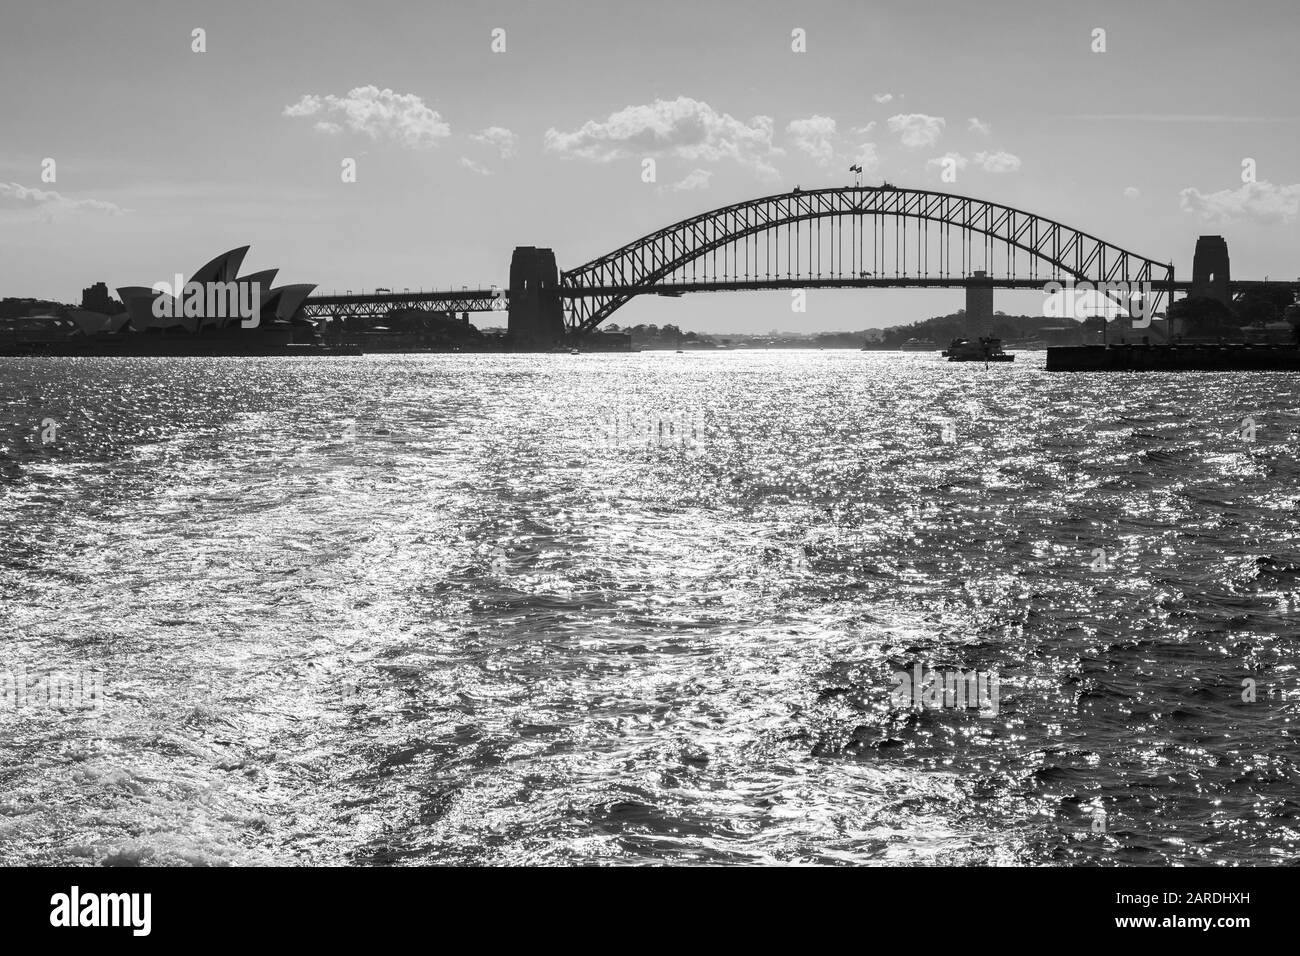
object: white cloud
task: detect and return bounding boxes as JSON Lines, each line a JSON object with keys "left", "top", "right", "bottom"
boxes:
{"left": 968, "top": 117, "right": 992, "bottom": 136}
{"left": 786, "top": 115, "right": 837, "bottom": 167}
{"left": 1179, "top": 181, "right": 1300, "bottom": 224}
{"left": 283, "top": 86, "right": 451, "bottom": 149}
{"left": 459, "top": 157, "right": 492, "bottom": 176}
{"left": 852, "top": 121, "right": 877, "bottom": 136}
{"left": 470, "top": 126, "right": 518, "bottom": 158}
{"left": 973, "top": 150, "right": 1022, "bottom": 173}
{"left": 887, "top": 113, "right": 945, "bottom": 148}
{"left": 873, "top": 93, "right": 894, "bottom": 104}
{"left": 0, "top": 182, "right": 127, "bottom": 219}
{"left": 283, "top": 95, "right": 321, "bottom": 118}
{"left": 671, "top": 168, "right": 713, "bottom": 191}
{"left": 1123, "top": 186, "right": 1141, "bottom": 199}
{"left": 543, "top": 96, "right": 780, "bottom": 177}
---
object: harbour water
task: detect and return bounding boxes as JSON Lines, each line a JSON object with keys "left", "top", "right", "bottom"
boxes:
{"left": 1, "top": 351, "right": 1297, "bottom": 866}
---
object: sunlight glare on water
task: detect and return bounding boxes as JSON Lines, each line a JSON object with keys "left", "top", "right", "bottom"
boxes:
{"left": 2, "top": 351, "right": 1298, "bottom": 866}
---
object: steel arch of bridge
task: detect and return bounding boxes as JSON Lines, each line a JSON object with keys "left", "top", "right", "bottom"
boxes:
{"left": 560, "top": 185, "right": 1175, "bottom": 335}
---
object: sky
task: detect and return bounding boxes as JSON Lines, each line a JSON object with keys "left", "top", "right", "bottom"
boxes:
{"left": 1, "top": 0, "right": 1297, "bottom": 332}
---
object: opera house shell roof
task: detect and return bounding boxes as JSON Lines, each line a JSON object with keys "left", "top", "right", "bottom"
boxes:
{"left": 67, "top": 247, "right": 317, "bottom": 336}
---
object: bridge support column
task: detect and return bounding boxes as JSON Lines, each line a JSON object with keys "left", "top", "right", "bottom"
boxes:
{"left": 966, "top": 270, "right": 994, "bottom": 338}
{"left": 1190, "top": 235, "right": 1231, "bottom": 306}
{"left": 508, "top": 246, "right": 566, "bottom": 348}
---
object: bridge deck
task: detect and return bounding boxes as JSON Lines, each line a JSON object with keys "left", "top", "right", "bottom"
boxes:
{"left": 302, "top": 277, "right": 1296, "bottom": 317}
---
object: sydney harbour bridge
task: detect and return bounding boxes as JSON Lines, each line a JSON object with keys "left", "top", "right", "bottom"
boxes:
{"left": 300, "top": 184, "right": 1294, "bottom": 344}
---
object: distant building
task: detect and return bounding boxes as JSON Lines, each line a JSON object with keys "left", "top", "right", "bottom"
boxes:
{"left": 80, "top": 282, "right": 118, "bottom": 316}
{"left": 0, "top": 314, "right": 77, "bottom": 343}
{"left": 1, "top": 297, "right": 64, "bottom": 319}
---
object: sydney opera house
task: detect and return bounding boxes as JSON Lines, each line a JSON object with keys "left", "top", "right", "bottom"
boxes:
{"left": 53, "top": 246, "right": 324, "bottom": 354}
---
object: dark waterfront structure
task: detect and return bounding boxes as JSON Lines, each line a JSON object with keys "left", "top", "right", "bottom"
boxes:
{"left": 1047, "top": 343, "right": 1300, "bottom": 372}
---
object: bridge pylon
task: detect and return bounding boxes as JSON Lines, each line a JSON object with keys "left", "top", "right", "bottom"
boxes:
{"left": 508, "top": 246, "right": 566, "bottom": 347}
{"left": 1190, "top": 235, "right": 1231, "bottom": 306}
{"left": 966, "top": 270, "right": 994, "bottom": 337}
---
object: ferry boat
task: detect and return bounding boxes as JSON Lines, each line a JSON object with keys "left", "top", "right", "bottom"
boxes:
{"left": 942, "top": 336, "right": 1014, "bottom": 362}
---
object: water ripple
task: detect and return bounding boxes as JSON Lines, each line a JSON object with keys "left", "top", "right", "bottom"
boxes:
{"left": 1, "top": 352, "right": 1297, "bottom": 865}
